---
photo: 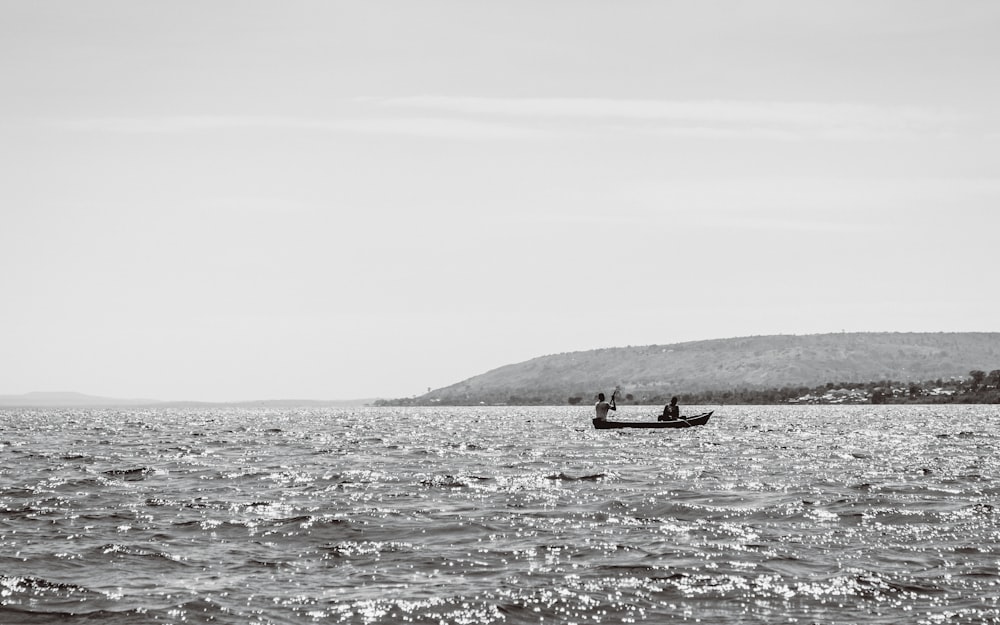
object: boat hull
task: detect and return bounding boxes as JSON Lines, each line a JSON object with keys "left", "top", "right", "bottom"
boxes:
{"left": 592, "top": 411, "right": 713, "bottom": 429}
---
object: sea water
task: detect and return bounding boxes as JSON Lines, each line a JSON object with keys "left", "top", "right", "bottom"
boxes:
{"left": 1, "top": 405, "right": 998, "bottom": 624}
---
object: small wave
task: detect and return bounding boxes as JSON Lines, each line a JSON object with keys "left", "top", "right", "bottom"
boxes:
{"left": 102, "top": 467, "right": 153, "bottom": 481}
{"left": 936, "top": 430, "right": 980, "bottom": 439}
{"left": 970, "top": 503, "right": 995, "bottom": 515}
{"left": 0, "top": 574, "right": 98, "bottom": 598}
{"left": 271, "top": 514, "right": 315, "bottom": 527}
{"left": 151, "top": 498, "right": 214, "bottom": 510}
{"left": 444, "top": 442, "right": 487, "bottom": 451}
{"left": 545, "top": 472, "right": 606, "bottom": 481}
{"left": 420, "top": 475, "right": 470, "bottom": 488}
{"left": 1, "top": 575, "right": 88, "bottom": 592}
{"left": 93, "top": 543, "right": 187, "bottom": 563}
{"left": 324, "top": 540, "right": 415, "bottom": 558}
{"left": 0, "top": 505, "right": 41, "bottom": 517}
{"left": 74, "top": 511, "right": 137, "bottom": 525}
{"left": 0, "top": 486, "right": 35, "bottom": 497}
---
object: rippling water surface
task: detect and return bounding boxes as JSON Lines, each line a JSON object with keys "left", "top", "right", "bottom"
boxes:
{"left": 1, "top": 405, "right": 998, "bottom": 624}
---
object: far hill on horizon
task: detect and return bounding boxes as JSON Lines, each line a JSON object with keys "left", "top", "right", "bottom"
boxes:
{"left": 0, "top": 391, "right": 162, "bottom": 408}
{"left": 414, "top": 332, "right": 1000, "bottom": 405}
{"left": 0, "top": 391, "right": 374, "bottom": 409}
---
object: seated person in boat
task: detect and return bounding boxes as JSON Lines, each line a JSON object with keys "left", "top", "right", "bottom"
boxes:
{"left": 594, "top": 391, "right": 617, "bottom": 421}
{"left": 659, "top": 396, "right": 680, "bottom": 421}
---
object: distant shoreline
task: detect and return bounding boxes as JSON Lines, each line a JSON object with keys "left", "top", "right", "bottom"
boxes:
{"left": 375, "top": 376, "right": 1000, "bottom": 407}
{"left": 0, "top": 393, "right": 376, "bottom": 409}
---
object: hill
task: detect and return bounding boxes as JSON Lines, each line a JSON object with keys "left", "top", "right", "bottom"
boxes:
{"left": 409, "top": 332, "right": 1000, "bottom": 405}
{"left": 0, "top": 391, "right": 161, "bottom": 407}
{"left": 0, "top": 392, "right": 376, "bottom": 408}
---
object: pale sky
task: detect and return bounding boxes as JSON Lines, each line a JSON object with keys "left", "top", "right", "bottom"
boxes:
{"left": 2, "top": 1, "right": 999, "bottom": 401}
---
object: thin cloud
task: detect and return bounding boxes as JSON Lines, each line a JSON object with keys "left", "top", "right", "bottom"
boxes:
{"left": 376, "top": 96, "right": 963, "bottom": 125}
{"left": 369, "top": 96, "right": 967, "bottom": 140}
{"left": 648, "top": 125, "right": 805, "bottom": 141}
{"left": 54, "top": 116, "right": 278, "bottom": 133}
{"left": 48, "top": 99, "right": 970, "bottom": 143}
{"left": 324, "top": 117, "right": 548, "bottom": 140}
{"left": 709, "top": 216, "right": 870, "bottom": 233}
{"left": 51, "top": 115, "right": 551, "bottom": 140}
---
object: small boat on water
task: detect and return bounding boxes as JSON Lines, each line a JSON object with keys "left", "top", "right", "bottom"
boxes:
{"left": 592, "top": 411, "right": 713, "bottom": 430}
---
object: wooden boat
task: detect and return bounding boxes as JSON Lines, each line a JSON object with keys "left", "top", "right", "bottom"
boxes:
{"left": 592, "top": 411, "right": 713, "bottom": 429}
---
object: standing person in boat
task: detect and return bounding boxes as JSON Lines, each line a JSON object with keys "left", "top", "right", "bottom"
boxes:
{"left": 595, "top": 390, "right": 617, "bottom": 422}
{"left": 659, "top": 396, "right": 680, "bottom": 421}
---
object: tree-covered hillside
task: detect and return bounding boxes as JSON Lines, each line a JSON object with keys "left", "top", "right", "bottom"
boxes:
{"left": 380, "top": 332, "right": 1000, "bottom": 405}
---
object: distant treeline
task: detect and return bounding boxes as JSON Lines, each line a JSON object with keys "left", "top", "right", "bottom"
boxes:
{"left": 647, "top": 374, "right": 1000, "bottom": 406}
{"left": 374, "top": 370, "right": 1000, "bottom": 406}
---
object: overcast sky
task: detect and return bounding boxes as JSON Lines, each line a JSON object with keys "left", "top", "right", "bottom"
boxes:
{"left": 2, "top": 1, "right": 999, "bottom": 401}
